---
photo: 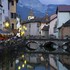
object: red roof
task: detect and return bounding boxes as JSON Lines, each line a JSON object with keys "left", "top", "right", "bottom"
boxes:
{"left": 57, "top": 5, "right": 70, "bottom": 12}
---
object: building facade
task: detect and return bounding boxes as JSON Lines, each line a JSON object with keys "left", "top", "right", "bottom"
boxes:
{"left": 56, "top": 5, "right": 70, "bottom": 38}
{"left": 8, "top": 0, "right": 18, "bottom": 30}
{"left": 58, "top": 20, "right": 70, "bottom": 39}
{"left": 22, "top": 11, "right": 50, "bottom": 37}
{"left": 0, "top": 2, "right": 2, "bottom": 29}
{"left": 0, "top": 0, "right": 18, "bottom": 30}
{"left": 49, "top": 14, "right": 57, "bottom": 37}
{"left": 23, "top": 21, "right": 41, "bottom": 36}
{"left": 0, "top": 0, "right": 9, "bottom": 29}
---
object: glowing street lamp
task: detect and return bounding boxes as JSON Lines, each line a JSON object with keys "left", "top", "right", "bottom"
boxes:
{"left": 20, "top": 31, "right": 25, "bottom": 36}
{"left": 24, "top": 60, "right": 27, "bottom": 64}
{"left": 18, "top": 25, "right": 27, "bottom": 37}
{"left": 22, "top": 64, "right": 25, "bottom": 68}
{"left": 5, "top": 22, "right": 10, "bottom": 28}
{"left": 18, "top": 27, "right": 25, "bottom": 36}
{"left": 22, "top": 55, "right": 24, "bottom": 58}
{"left": 19, "top": 27, "right": 22, "bottom": 31}
{"left": 23, "top": 26, "right": 27, "bottom": 30}
{"left": 18, "top": 66, "right": 21, "bottom": 70}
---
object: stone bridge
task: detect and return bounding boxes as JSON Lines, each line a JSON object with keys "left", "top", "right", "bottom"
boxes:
{"left": 25, "top": 39, "right": 70, "bottom": 46}
{"left": 24, "top": 38, "right": 70, "bottom": 55}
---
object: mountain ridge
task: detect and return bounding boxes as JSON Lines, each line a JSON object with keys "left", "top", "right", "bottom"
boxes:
{"left": 17, "top": 0, "right": 57, "bottom": 20}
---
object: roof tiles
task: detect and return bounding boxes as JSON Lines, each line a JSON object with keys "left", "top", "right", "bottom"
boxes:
{"left": 58, "top": 5, "right": 70, "bottom": 12}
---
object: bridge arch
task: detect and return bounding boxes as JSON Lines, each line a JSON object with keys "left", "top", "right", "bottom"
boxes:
{"left": 62, "top": 41, "right": 70, "bottom": 52}
{"left": 25, "top": 40, "right": 40, "bottom": 51}
{"left": 43, "top": 41, "right": 59, "bottom": 51}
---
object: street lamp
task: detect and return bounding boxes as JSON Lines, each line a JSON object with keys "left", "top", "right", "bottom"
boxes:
{"left": 23, "top": 26, "right": 27, "bottom": 31}
{"left": 5, "top": 22, "right": 10, "bottom": 28}
{"left": 18, "top": 25, "right": 27, "bottom": 36}
{"left": 24, "top": 60, "right": 27, "bottom": 64}
{"left": 18, "top": 66, "right": 21, "bottom": 70}
{"left": 20, "top": 31, "right": 25, "bottom": 36}
{"left": 22, "top": 64, "right": 25, "bottom": 68}
{"left": 22, "top": 55, "right": 24, "bottom": 58}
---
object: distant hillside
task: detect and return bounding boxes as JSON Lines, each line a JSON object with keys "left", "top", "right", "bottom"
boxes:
{"left": 16, "top": 0, "right": 57, "bottom": 20}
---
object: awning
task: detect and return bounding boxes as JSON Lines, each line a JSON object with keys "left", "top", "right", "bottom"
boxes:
{"left": 0, "top": 29, "right": 11, "bottom": 35}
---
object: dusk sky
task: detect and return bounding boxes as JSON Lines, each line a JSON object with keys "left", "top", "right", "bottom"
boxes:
{"left": 39, "top": 0, "right": 70, "bottom": 5}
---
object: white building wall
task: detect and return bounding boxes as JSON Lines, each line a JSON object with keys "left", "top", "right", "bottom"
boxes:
{"left": 56, "top": 12, "right": 70, "bottom": 38}
{"left": 49, "top": 18, "right": 57, "bottom": 35}
{"left": 26, "top": 24, "right": 30, "bottom": 35}
{"left": 2, "top": 0, "right": 9, "bottom": 28}
{"left": 30, "top": 23, "right": 39, "bottom": 35}
{"left": 25, "top": 22, "right": 39, "bottom": 36}
{"left": 0, "top": 6, "right": 2, "bottom": 29}
{"left": 57, "top": 12, "right": 70, "bottom": 28}
{"left": 40, "top": 23, "right": 48, "bottom": 36}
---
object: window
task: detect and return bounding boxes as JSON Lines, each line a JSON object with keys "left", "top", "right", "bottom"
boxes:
{"left": 37, "top": 23, "right": 40, "bottom": 27}
{"left": 12, "top": 23, "right": 14, "bottom": 29}
{"left": 0, "top": 24, "right": 2, "bottom": 29}
{"left": 11, "top": 1, "right": 14, "bottom": 5}
{"left": 0, "top": 0, "right": 1, "bottom": 4}
{"left": 11, "top": 13, "right": 16, "bottom": 18}
{"left": 8, "top": 2, "right": 10, "bottom": 10}
{"left": 0, "top": 13, "right": 2, "bottom": 21}
{"left": 11, "top": 13, "right": 13, "bottom": 18}
{"left": 14, "top": 13, "right": 16, "bottom": 18}
{"left": 54, "top": 22, "right": 58, "bottom": 33}
{"left": 3, "top": 10, "right": 4, "bottom": 13}
{"left": 29, "top": 24, "right": 31, "bottom": 28}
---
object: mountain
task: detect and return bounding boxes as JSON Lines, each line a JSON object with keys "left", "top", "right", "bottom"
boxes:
{"left": 17, "top": 5, "right": 45, "bottom": 20}
{"left": 17, "top": 0, "right": 47, "bottom": 13}
{"left": 47, "top": 4, "right": 57, "bottom": 15}
{"left": 16, "top": 0, "right": 57, "bottom": 20}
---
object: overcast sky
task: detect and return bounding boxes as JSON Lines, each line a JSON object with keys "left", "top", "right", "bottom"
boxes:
{"left": 39, "top": 0, "right": 70, "bottom": 5}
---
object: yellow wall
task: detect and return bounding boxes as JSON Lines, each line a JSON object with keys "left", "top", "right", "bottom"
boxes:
{"left": 10, "top": 0, "right": 16, "bottom": 13}
{"left": 10, "top": 19, "right": 17, "bottom": 28}
{"left": 10, "top": 0, "right": 17, "bottom": 29}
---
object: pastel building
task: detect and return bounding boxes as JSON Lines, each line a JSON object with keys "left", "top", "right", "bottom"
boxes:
{"left": 49, "top": 14, "right": 57, "bottom": 38}
{"left": 0, "top": 2, "right": 2, "bottom": 29}
{"left": 8, "top": 0, "right": 18, "bottom": 30}
{"left": 56, "top": 5, "right": 70, "bottom": 38}
{"left": 0, "top": 0, "right": 9, "bottom": 29}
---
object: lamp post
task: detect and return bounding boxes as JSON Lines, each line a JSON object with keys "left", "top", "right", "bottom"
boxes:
{"left": 4, "top": 22, "right": 10, "bottom": 28}
{"left": 18, "top": 27, "right": 25, "bottom": 37}
{"left": 18, "top": 25, "right": 27, "bottom": 37}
